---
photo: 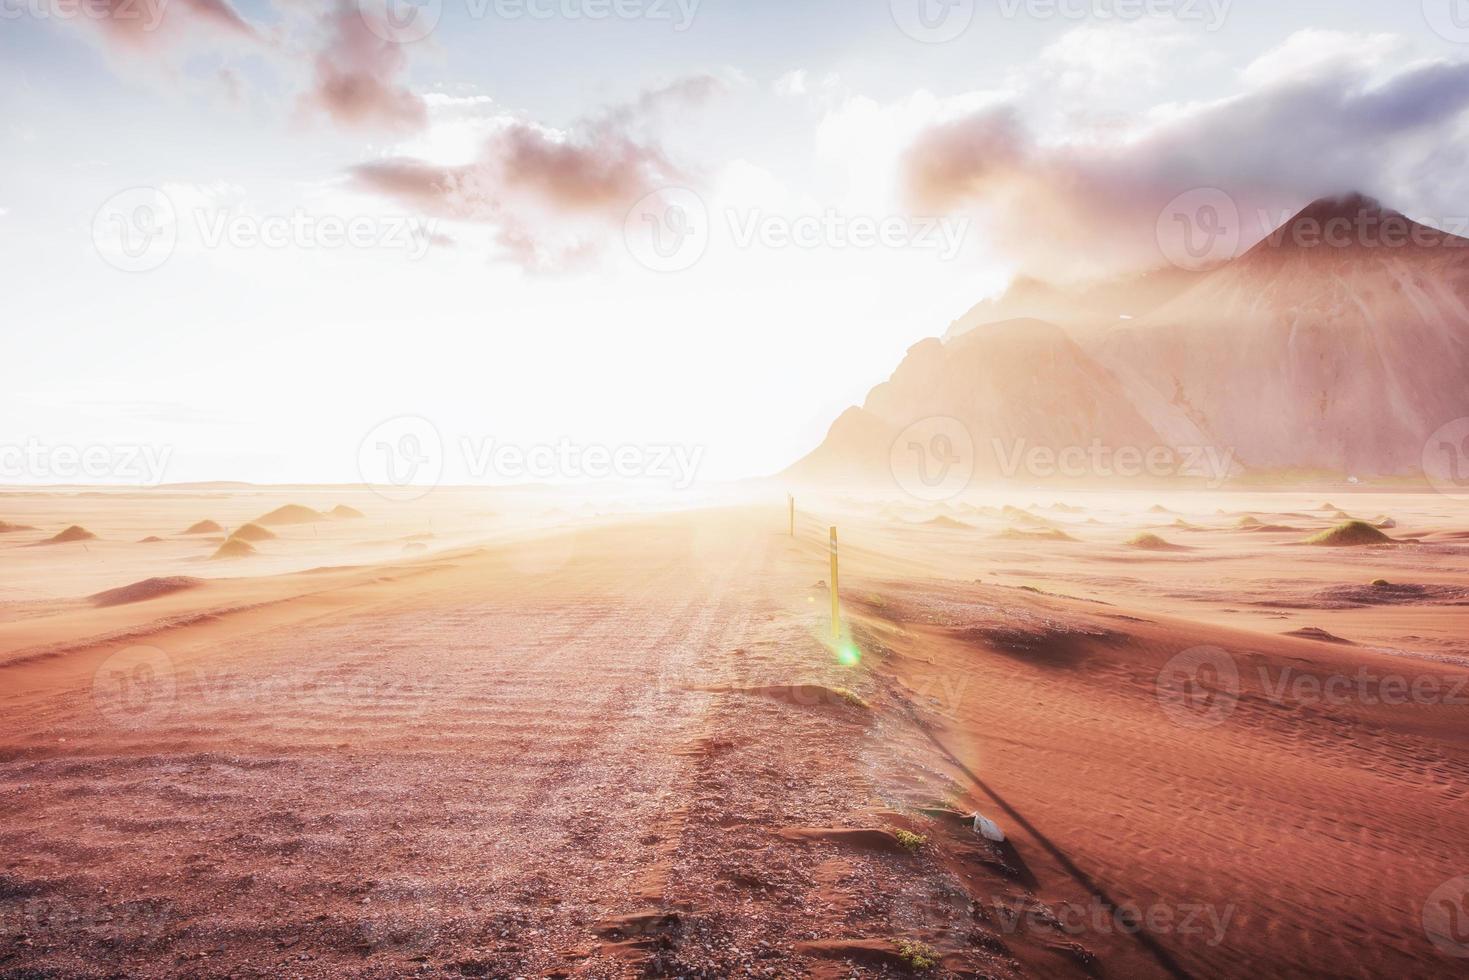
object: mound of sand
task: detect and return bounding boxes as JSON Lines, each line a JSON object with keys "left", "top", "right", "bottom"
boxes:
{"left": 183, "top": 520, "right": 223, "bottom": 535}
{"left": 45, "top": 525, "right": 96, "bottom": 544}
{"left": 1319, "top": 502, "right": 1338, "bottom": 511}
{"left": 995, "top": 528, "right": 1076, "bottom": 543}
{"left": 1284, "top": 626, "right": 1354, "bottom": 644}
{"left": 229, "top": 523, "right": 276, "bottom": 542}
{"left": 0, "top": 521, "right": 38, "bottom": 533}
{"left": 923, "top": 515, "right": 971, "bottom": 529}
{"left": 1127, "top": 532, "right": 1185, "bottom": 551}
{"left": 1375, "top": 516, "right": 1398, "bottom": 529}
{"left": 1048, "top": 502, "right": 1084, "bottom": 513}
{"left": 1306, "top": 521, "right": 1392, "bottom": 547}
{"left": 330, "top": 505, "right": 365, "bottom": 519}
{"left": 256, "top": 504, "right": 325, "bottom": 526}
{"left": 210, "top": 539, "right": 257, "bottom": 560}
{"left": 90, "top": 576, "right": 203, "bottom": 608}
{"left": 403, "top": 542, "right": 429, "bottom": 553}
{"left": 1237, "top": 516, "right": 1263, "bottom": 528}
{"left": 1148, "top": 504, "right": 1173, "bottom": 514}
{"left": 138, "top": 536, "right": 164, "bottom": 543}
{"left": 1001, "top": 505, "right": 1051, "bottom": 528}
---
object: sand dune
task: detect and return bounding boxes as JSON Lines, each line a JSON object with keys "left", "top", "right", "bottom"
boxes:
{"left": 330, "top": 504, "right": 366, "bottom": 519}
{"left": 995, "top": 527, "right": 1077, "bottom": 543}
{"left": 210, "top": 538, "right": 257, "bottom": 560}
{"left": 89, "top": 576, "right": 203, "bottom": 607}
{"left": 42, "top": 525, "right": 96, "bottom": 544}
{"left": 182, "top": 520, "right": 223, "bottom": 535}
{"left": 0, "top": 520, "right": 38, "bottom": 533}
{"left": 1126, "top": 532, "right": 1186, "bottom": 551}
{"left": 229, "top": 523, "right": 277, "bottom": 542}
{"left": 256, "top": 504, "right": 325, "bottom": 526}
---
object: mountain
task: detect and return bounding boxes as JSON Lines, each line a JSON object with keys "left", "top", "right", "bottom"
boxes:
{"left": 944, "top": 266, "right": 1205, "bottom": 342}
{"left": 789, "top": 194, "right": 1469, "bottom": 485}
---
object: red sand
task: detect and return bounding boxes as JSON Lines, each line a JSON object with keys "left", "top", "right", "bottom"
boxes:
{"left": 1, "top": 490, "right": 1467, "bottom": 977}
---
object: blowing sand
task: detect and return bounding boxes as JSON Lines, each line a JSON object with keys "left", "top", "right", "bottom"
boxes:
{"left": 0, "top": 487, "right": 1466, "bottom": 977}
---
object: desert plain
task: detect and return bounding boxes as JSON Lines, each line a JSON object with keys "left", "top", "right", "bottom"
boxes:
{"left": 1, "top": 485, "right": 1466, "bottom": 978}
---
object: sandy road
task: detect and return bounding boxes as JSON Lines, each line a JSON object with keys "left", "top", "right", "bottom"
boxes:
{"left": 3, "top": 509, "right": 1045, "bottom": 978}
{"left": 0, "top": 513, "right": 783, "bottom": 975}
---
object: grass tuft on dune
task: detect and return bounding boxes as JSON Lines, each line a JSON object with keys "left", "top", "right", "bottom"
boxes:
{"left": 1306, "top": 521, "right": 1392, "bottom": 547}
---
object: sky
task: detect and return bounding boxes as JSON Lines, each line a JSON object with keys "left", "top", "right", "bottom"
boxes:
{"left": 4, "top": 0, "right": 1469, "bottom": 486}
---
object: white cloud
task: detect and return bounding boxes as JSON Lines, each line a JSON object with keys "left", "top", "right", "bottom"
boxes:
{"left": 1240, "top": 29, "right": 1406, "bottom": 88}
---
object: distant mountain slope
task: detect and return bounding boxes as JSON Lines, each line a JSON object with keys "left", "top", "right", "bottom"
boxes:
{"left": 1097, "top": 194, "right": 1469, "bottom": 475}
{"left": 787, "top": 319, "right": 1165, "bottom": 483}
{"left": 790, "top": 194, "right": 1469, "bottom": 484}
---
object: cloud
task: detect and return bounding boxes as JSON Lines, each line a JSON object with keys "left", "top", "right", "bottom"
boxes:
{"left": 53, "top": 0, "right": 257, "bottom": 49}
{"left": 900, "top": 31, "right": 1469, "bottom": 279}
{"left": 352, "top": 77, "right": 722, "bottom": 271}
{"left": 304, "top": 0, "right": 427, "bottom": 132}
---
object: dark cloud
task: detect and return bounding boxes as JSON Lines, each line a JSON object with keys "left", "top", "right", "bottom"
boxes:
{"left": 902, "top": 52, "right": 1469, "bottom": 278}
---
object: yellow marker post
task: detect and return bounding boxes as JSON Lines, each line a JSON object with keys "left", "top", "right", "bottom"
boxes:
{"left": 829, "top": 526, "right": 840, "bottom": 640}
